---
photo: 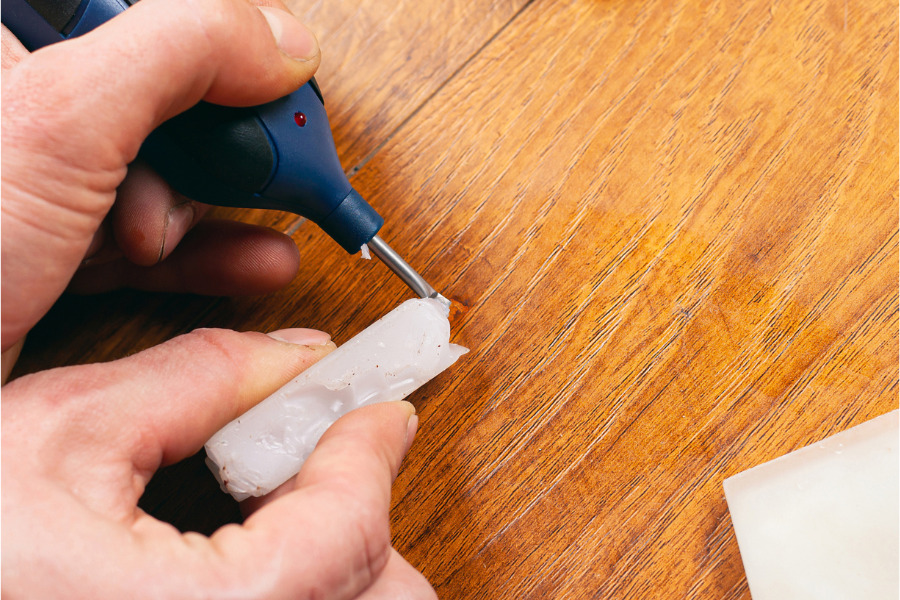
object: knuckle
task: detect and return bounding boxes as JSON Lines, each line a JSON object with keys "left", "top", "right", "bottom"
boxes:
{"left": 185, "top": 326, "right": 242, "bottom": 349}
{"left": 3, "top": 50, "right": 127, "bottom": 194}
{"left": 177, "top": 0, "right": 244, "bottom": 57}
{"left": 3, "top": 60, "right": 82, "bottom": 165}
{"left": 179, "top": 328, "right": 248, "bottom": 379}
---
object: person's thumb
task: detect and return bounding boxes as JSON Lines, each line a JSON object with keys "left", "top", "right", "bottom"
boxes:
{"left": 1, "top": 0, "right": 320, "bottom": 351}
{"left": 222, "top": 401, "right": 419, "bottom": 598}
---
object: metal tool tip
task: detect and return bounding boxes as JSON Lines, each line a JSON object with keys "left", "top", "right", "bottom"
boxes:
{"left": 368, "top": 235, "right": 448, "bottom": 304}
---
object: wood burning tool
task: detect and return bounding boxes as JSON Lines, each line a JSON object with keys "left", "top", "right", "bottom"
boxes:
{"left": 2, "top": 0, "right": 447, "bottom": 304}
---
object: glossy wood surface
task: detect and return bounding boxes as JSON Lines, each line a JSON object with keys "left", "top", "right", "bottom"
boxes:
{"left": 13, "top": 0, "right": 898, "bottom": 597}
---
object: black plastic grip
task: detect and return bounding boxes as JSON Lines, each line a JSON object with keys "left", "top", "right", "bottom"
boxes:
{"left": 161, "top": 104, "right": 276, "bottom": 194}
{"left": 24, "top": 0, "right": 82, "bottom": 31}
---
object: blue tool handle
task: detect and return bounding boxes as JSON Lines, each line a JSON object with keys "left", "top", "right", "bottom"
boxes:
{"left": 2, "top": 0, "right": 383, "bottom": 253}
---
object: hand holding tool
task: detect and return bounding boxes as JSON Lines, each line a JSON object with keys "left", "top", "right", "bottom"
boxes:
{"left": 2, "top": 0, "right": 446, "bottom": 303}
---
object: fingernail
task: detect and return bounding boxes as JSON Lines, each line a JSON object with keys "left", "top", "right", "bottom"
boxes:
{"left": 161, "top": 202, "right": 195, "bottom": 261}
{"left": 401, "top": 401, "right": 418, "bottom": 454}
{"left": 258, "top": 7, "right": 319, "bottom": 61}
{"left": 267, "top": 328, "right": 332, "bottom": 345}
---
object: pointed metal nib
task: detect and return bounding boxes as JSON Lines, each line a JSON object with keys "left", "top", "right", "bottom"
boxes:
{"left": 366, "top": 235, "right": 448, "bottom": 306}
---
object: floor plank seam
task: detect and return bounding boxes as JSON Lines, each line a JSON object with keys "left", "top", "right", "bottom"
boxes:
{"left": 345, "top": 0, "right": 540, "bottom": 179}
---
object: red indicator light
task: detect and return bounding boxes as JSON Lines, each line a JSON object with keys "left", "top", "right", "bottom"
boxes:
{"left": 294, "top": 112, "right": 307, "bottom": 127}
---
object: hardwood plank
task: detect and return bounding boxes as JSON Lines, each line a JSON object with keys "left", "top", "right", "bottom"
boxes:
{"left": 337, "top": 0, "right": 897, "bottom": 597}
{"left": 286, "top": 0, "right": 528, "bottom": 170}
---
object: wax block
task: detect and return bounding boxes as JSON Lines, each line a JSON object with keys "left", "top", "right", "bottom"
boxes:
{"left": 205, "top": 298, "right": 467, "bottom": 500}
{"left": 724, "top": 411, "right": 899, "bottom": 599}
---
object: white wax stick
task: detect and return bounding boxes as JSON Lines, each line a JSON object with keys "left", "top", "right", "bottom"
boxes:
{"left": 724, "top": 411, "right": 899, "bottom": 600}
{"left": 205, "top": 298, "right": 467, "bottom": 501}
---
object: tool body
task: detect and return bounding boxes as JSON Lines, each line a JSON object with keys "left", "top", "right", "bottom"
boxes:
{"left": 3, "top": 0, "right": 444, "bottom": 301}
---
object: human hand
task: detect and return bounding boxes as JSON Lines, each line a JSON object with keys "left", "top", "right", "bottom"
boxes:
{"left": 2, "top": 1, "right": 437, "bottom": 597}
{"left": 1, "top": 328, "right": 437, "bottom": 599}
{"left": 1, "top": 0, "right": 321, "bottom": 356}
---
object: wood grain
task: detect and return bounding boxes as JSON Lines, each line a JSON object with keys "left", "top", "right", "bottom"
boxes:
{"left": 11, "top": 0, "right": 898, "bottom": 598}
{"left": 212, "top": 0, "right": 531, "bottom": 233}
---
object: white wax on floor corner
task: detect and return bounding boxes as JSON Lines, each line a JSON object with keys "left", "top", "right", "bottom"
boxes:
{"left": 724, "top": 410, "right": 899, "bottom": 600}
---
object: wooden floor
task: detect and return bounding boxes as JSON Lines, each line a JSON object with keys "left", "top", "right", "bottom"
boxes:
{"left": 14, "top": 0, "right": 898, "bottom": 597}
